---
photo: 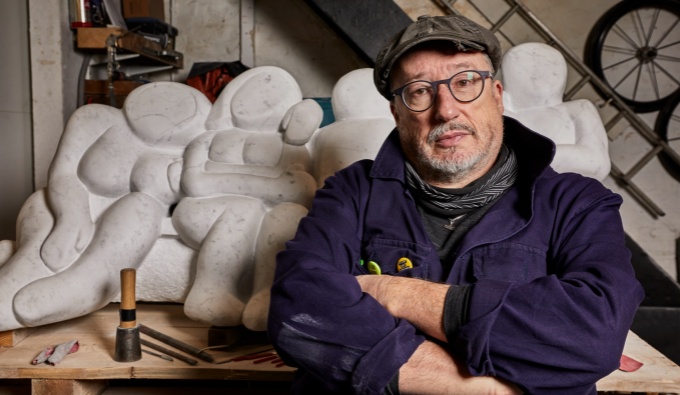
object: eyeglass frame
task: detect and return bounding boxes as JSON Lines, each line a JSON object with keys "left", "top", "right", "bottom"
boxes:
{"left": 391, "top": 70, "right": 494, "bottom": 112}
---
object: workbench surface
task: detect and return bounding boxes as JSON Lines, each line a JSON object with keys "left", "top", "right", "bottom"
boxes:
{"left": 0, "top": 304, "right": 294, "bottom": 382}
{"left": 1, "top": 304, "right": 680, "bottom": 394}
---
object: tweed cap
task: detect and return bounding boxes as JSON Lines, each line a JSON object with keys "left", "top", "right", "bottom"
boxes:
{"left": 373, "top": 14, "right": 502, "bottom": 100}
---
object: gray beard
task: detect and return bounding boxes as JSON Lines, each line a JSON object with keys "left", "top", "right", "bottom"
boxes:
{"left": 417, "top": 122, "right": 483, "bottom": 184}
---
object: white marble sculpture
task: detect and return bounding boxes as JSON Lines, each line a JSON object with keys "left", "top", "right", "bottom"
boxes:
{"left": 172, "top": 67, "right": 320, "bottom": 330}
{"left": 0, "top": 66, "right": 321, "bottom": 332}
{"left": 0, "top": 82, "right": 211, "bottom": 331}
{"left": 310, "top": 68, "right": 395, "bottom": 187}
{"left": 502, "top": 42, "right": 611, "bottom": 181}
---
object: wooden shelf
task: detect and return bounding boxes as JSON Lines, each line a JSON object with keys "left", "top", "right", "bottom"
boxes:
{"left": 76, "top": 27, "right": 124, "bottom": 49}
{"left": 76, "top": 27, "right": 183, "bottom": 69}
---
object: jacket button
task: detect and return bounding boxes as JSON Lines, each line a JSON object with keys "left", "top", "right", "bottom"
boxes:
{"left": 396, "top": 257, "right": 413, "bottom": 272}
{"left": 367, "top": 261, "right": 382, "bottom": 275}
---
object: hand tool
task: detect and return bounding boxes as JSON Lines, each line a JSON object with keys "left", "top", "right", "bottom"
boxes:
{"left": 142, "top": 348, "right": 174, "bottom": 362}
{"left": 139, "top": 323, "right": 215, "bottom": 363}
{"left": 140, "top": 338, "right": 198, "bottom": 365}
{"left": 113, "top": 268, "right": 142, "bottom": 362}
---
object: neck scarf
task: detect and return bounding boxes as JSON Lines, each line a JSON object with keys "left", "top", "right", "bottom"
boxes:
{"left": 405, "top": 145, "right": 518, "bottom": 216}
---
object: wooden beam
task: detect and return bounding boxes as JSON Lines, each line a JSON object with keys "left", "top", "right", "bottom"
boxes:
{"left": 304, "top": 0, "right": 412, "bottom": 66}
{"left": 76, "top": 28, "right": 123, "bottom": 49}
{"left": 31, "top": 379, "right": 108, "bottom": 395}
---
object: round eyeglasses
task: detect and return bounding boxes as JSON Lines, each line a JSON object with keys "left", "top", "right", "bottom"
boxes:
{"left": 392, "top": 70, "right": 494, "bottom": 112}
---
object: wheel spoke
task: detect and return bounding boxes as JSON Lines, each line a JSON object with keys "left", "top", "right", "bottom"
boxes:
{"left": 640, "top": 8, "right": 661, "bottom": 47}
{"left": 652, "top": 61, "right": 680, "bottom": 89}
{"left": 654, "top": 53, "right": 680, "bottom": 63}
{"left": 632, "top": 10, "right": 649, "bottom": 47}
{"left": 652, "top": 16, "right": 680, "bottom": 48}
{"left": 611, "top": 23, "right": 642, "bottom": 50}
{"left": 608, "top": 61, "right": 642, "bottom": 91}
{"left": 602, "top": 44, "right": 638, "bottom": 57}
{"left": 657, "top": 39, "right": 680, "bottom": 52}
{"left": 602, "top": 55, "right": 638, "bottom": 72}
{"left": 631, "top": 61, "right": 644, "bottom": 101}
{"left": 645, "top": 61, "right": 661, "bottom": 101}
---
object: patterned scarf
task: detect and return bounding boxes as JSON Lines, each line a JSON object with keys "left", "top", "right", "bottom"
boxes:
{"left": 405, "top": 145, "right": 518, "bottom": 215}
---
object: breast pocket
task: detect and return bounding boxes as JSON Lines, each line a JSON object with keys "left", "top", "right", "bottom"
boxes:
{"left": 471, "top": 243, "right": 547, "bottom": 283}
{"left": 362, "top": 237, "right": 433, "bottom": 278}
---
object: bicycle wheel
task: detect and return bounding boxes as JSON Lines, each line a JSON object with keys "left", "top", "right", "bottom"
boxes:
{"left": 655, "top": 90, "right": 680, "bottom": 181}
{"left": 584, "top": 0, "right": 680, "bottom": 112}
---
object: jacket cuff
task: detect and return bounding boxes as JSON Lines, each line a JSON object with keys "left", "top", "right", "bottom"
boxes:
{"left": 454, "top": 279, "right": 514, "bottom": 376}
{"left": 351, "top": 320, "right": 424, "bottom": 395}
{"left": 443, "top": 284, "right": 473, "bottom": 345}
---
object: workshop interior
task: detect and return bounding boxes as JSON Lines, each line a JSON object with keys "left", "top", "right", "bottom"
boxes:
{"left": 0, "top": 0, "right": 679, "bottom": 393}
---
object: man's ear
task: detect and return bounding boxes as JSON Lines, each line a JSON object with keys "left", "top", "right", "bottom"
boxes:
{"left": 390, "top": 101, "right": 400, "bottom": 124}
{"left": 493, "top": 80, "right": 504, "bottom": 114}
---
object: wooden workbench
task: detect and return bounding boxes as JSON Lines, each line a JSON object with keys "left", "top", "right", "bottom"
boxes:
{"left": 0, "top": 304, "right": 294, "bottom": 394}
{"left": 1, "top": 304, "right": 679, "bottom": 394}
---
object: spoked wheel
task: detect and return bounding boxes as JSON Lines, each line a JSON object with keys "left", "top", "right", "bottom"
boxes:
{"left": 655, "top": 90, "right": 680, "bottom": 181}
{"left": 584, "top": 0, "right": 680, "bottom": 113}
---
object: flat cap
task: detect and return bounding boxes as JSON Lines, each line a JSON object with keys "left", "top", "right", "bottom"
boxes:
{"left": 373, "top": 14, "right": 502, "bottom": 100}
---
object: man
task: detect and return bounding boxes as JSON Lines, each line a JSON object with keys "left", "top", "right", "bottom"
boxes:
{"left": 268, "top": 14, "right": 644, "bottom": 395}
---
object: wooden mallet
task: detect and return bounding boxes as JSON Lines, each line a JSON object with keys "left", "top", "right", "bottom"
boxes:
{"left": 113, "top": 268, "right": 142, "bottom": 362}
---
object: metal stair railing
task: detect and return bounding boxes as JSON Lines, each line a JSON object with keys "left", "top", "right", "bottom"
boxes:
{"left": 432, "top": 0, "right": 680, "bottom": 218}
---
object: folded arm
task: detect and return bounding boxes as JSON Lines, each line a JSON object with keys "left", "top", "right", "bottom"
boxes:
{"left": 357, "top": 275, "right": 521, "bottom": 395}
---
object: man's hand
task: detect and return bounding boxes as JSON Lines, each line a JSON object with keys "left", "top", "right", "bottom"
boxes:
{"left": 356, "top": 275, "right": 449, "bottom": 342}
{"left": 400, "top": 341, "right": 523, "bottom": 395}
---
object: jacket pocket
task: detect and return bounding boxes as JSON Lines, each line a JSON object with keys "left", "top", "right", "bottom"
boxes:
{"left": 362, "top": 237, "right": 432, "bottom": 278}
{"left": 471, "top": 243, "right": 547, "bottom": 283}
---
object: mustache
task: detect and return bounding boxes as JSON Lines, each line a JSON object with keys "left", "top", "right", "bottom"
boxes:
{"left": 427, "top": 121, "right": 476, "bottom": 143}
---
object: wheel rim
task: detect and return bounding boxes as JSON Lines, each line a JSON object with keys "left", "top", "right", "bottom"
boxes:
{"left": 599, "top": 5, "right": 680, "bottom": 109}
{"left": 665, "top": 99, "right": 680, "bottom": 158}
{"left": 656, "top": 91, "right": 680, "bottom": 181}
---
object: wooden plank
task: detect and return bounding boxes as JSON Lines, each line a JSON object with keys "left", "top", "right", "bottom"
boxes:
{"left": 597, "top": 331, "right": 680, "bottom": 393}
{"left": 31, "top": 378, "right": 108, "bottom": 395}
{"left": 0, "top": 328, "right": 32, "bottom": 348}
{"left": 0, "top": 304, "right": 294, "bottom": 381}
{"left": 76, "top": 28, "right": 123, "bottom": 49}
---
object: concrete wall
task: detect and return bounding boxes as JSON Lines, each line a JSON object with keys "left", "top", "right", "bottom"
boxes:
{"left": 13, "top": 0, "right": 680, "bottom": 279}
{"left": 0, "top": 1, "right": 33, "bottom": 241}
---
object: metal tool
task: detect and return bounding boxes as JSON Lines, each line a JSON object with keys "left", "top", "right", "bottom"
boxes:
{"left": 141, "top": 338, "right": 197, "bottom": 365}
{"left": 113, "top": 268, "right": 142, "bottom": 362}
{"left": 142, "top": 348, "right": 174, "bottom": 362}
{"left": 139, "top": 324, "right": 215, "bottom": 363}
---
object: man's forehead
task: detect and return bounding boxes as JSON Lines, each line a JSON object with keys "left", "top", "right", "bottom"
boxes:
{"left": 395, "top": 50, "right": 486, "bottom": 79}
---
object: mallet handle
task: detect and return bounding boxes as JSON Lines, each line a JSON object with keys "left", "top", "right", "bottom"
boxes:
{"left": 119, "top": 268, "right": 137, "bottom": 329}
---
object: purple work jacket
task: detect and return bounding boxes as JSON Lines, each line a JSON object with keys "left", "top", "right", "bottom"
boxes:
{"left": 268, "top": 116, "right": 644, "bottom": 394}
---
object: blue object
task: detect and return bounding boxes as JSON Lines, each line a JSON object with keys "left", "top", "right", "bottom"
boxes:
{"left": 310, "top": 97, "right": 335, "bottom": 127}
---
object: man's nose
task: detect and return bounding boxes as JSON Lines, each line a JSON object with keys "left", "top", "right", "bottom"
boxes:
{"left": 433, "top": 83, "right": 462, "bottom": 122}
